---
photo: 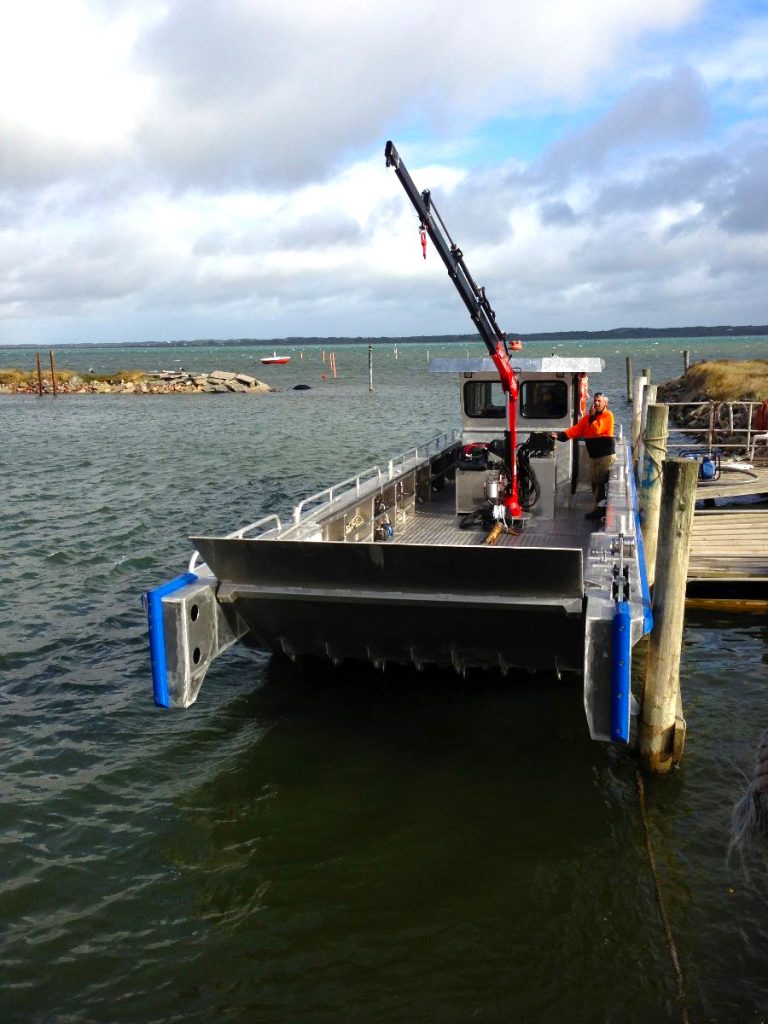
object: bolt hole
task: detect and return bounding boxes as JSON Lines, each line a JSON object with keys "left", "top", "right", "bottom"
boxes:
{"left": 190, "top": 604, "right": 199, "bottom": 622}
{"left": 193, "top": 647, "right": 201, "bottom": 665}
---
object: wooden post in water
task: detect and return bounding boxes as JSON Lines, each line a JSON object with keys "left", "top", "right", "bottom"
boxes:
{"left": 626, "top": 356, "right": 633, "bottom": 403}
{"left": 368, "top": 344, "right": 373, "bottom": 392}
{"left": 641, "top": 367, "right": 650, "bottom": 387}
{"left": 631, "top": 375, "right": 647, "bottom": 453}
{"left": 49, "top": 350, "right": 58, "bottom": 396}
{"left": 36, "top": 353, "right": 43, "bottom": 396}
{"left": 683, "top": 349, "right": 690, "bottom": 374}
{"left": 639, "top": 457, "right": 698, "bottom": 773}
{"left": 637, "top": 403, "right": 669, "bottom": 588}
{"left": 636, "top": 383, "right": 657, "bottom": 478}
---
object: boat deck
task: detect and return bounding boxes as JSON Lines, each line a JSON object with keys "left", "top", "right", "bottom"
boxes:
{"left": 396, "top": 480, "right": 598, "bottom": 556}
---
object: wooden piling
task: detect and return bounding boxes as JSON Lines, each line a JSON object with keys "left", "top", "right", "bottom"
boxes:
{"left": 637, "top": 403, "right": 669, "bottom": 588}
{"left": 368, "top": 344, "right": 373, "bottom": 392}
{"left": 639, "top": 457, "right": 698, "bottom": 773}
{"left": 631, "top": 375, "right": 647, "bottom": 451}
{"left": 49, "top": 350, "right": 58, "bottom": 396}
{"left": 642, "top": 367, "right": 650, "bottom": 385}
{"left": 626, "top": 356, "right": 633, "bottom": 403}
{"left": 36, "top": 353, "right": 43, "bottom": 396}
{"left": 683, "top": 349, "right": 690, "bottom": 374}
{"left": 636, "top": 383, "right": 657, "bottom": 477}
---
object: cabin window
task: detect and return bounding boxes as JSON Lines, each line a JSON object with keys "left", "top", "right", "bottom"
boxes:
{"left": 464, "top": 381, "right": 506, "bottom": 418}
{"left": 520, "top": 380, "right": 568, "bottom": 419}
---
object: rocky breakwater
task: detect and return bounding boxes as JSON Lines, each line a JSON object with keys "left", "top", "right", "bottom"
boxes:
{"left": 0, "top": 369, "right": 275, "bottom": 395}
{"left": 145, "top": 370, "right": 273, "bottom": 394}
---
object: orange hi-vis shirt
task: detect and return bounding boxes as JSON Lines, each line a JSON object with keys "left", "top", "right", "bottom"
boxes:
{"left": 563, "top": 408, "right": 615, "bottom": 458}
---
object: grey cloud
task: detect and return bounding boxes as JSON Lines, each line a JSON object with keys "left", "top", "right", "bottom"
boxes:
{"left": 585, "top": 140, "right": 768, "bottom": 236}
{"left": 539, "top": 200, "right": 577, "bottom": 226}
{"left": 130, "top": 1, "right": 423, "bottom": 189}
{"left": 717, "top": 149, "right": 768, "bottom": 233}
{"left": 0, "top": 122, "right": 117, "bottom": 191}
{"left": 535, "top": 66, "right": 711, "bottom": 181}
{"left": 192, "top": 211, "right": 362, "bottom": 258}
{"left": 279, "top": 211, "right": 363, "bottom": 251}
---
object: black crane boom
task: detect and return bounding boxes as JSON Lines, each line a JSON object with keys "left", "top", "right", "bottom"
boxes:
{"left": 384, "top": 140, "right": 518, "bottom": 358}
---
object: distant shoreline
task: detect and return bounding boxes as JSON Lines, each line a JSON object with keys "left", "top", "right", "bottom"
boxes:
{"left": 2, "top": 326, "right": 768, "bottom": 350}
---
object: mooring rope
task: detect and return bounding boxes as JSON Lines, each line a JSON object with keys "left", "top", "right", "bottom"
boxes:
{"left": 639, "top": 429, "right": 667, "bottom": 490}
{"left": 635, "top": 770, "right": 691, "bottom": 1024}
{"left": 729, "top": 728, "right": 768, "bottom": 859}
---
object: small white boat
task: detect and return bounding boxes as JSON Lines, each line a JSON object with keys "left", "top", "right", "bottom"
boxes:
{"left": 260, "top": 352, "right": 291, "bottom": 365}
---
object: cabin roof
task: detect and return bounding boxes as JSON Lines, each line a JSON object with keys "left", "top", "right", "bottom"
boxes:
{"left": 429, "top": 356, "right": 605, "bottom": 374}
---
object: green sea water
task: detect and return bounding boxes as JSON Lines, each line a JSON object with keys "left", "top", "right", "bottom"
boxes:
{"left": 1, "top": 336, "right": 767, "bottom": 1023}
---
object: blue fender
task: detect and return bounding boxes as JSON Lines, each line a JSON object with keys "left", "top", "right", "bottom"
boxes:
{"left": 146, "top": 573, "right": 198, "bottom": 707}
{"left": 611, "top": 601, "right": 631, "bottom": 744}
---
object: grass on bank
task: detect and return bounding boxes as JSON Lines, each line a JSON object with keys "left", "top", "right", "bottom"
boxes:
{"left": 0, "top": 368, "right": 150, "bottom": 387}
{"left": 681, "top": 360, "right": 768, "bottom": 402}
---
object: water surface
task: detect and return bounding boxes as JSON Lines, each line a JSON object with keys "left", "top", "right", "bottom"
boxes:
{"left": 2, "top": 337, "right": 767, "bottom": 1023}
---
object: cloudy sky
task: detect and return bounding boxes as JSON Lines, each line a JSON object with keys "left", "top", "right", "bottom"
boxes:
{"left": 1, "top": 0, "right": 766, "bottom": 345}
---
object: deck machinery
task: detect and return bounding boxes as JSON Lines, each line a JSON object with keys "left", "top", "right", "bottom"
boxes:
{"left": 146, "top": 144, "right": 652, "bottom": 744}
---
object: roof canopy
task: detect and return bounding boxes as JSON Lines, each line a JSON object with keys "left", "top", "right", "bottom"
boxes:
{"left": 430, "top": 356, "right": 605, "bottom": 375}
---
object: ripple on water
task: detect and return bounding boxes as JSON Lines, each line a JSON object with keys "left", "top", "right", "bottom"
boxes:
{"left": 3, "top": 341, "right": 768, "bottom": 1022}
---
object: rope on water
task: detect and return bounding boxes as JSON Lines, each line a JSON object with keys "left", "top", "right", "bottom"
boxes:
{"left": 635, "top": 770, "right": 691, "bottom": 1024}
{"left": 729, "top": 728, "right": 768, "bottom": 859}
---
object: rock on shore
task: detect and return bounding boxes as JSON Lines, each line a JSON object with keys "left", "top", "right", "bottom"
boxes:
{"left": 0, "top": 369, "right": 275, "bottom": 395}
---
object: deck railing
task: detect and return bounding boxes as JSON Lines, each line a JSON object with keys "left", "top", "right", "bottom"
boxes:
{"left": 291, "top": 430, "right": 461, "bottom": 525}
{"left": 187, "top": 514, "right": 284, "bottom": 571}
{"left": 663, "top": 400, "right": 768, "bottom": 457}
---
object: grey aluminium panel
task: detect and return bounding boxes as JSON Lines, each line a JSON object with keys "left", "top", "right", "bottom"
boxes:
{"left": 190, "top": 537, "right": 586, "bottom": 674}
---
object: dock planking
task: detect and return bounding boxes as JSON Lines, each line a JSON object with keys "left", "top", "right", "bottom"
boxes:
{"left": 688, "top": 508, "right": 768, "bottom": 582}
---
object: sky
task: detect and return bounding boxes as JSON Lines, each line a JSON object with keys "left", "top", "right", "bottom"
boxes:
{"left": 1, "top": 0, "right": 767, "bottom": 345}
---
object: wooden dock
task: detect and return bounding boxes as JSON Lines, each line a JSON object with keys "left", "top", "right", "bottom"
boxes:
{"left": 688, "top": 508, "right": 768, "bottom": 583}
{"left": 686, "top": 465, "right": 768, "bottom": 605}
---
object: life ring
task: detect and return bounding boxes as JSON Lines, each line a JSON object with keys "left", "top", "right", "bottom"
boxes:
{"left": 577, "top": 373, "right": 588, "bottom": 418}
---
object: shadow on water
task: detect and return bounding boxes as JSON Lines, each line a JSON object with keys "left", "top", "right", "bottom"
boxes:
{"left": 126, "top": 656, "right": 679, "bottom": 1024}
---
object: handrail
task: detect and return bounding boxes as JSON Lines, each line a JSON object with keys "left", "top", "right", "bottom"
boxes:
{"left": 230, "top": 514, "right": 283, "bottom": 539}
{"left": 187, "top": 514, "right": 283, "bottom": 572}
{"left": 661, "top": 399, "right": 762, "bottom": 452}
{"left": 187, "top": 430, "right": 461, "bottom": 565}
{"left": 292, "top": 430, "right": 460, "bottom": 525}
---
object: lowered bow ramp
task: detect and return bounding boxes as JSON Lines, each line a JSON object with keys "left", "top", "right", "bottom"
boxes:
{"left": 190, "top": 537, "right": 585, "bottom": 674}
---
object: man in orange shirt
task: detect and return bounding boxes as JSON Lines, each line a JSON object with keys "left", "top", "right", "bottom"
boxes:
{"left": 551, "top": 391, "right": 616, "bottom": 520}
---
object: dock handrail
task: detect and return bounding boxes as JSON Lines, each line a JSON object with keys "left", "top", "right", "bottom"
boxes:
{"left": 292, "top": 430, "right": 460, "bottom": 525}
{"left": 662, "top": 400, "right": 766, "bottom": 456}
{"left": 187, "top": 514, "right": 283, "bottom": 572}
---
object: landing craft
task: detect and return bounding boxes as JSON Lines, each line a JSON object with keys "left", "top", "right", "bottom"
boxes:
{"left": 146, "top": 143, "right": 652, "bottom": 745}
